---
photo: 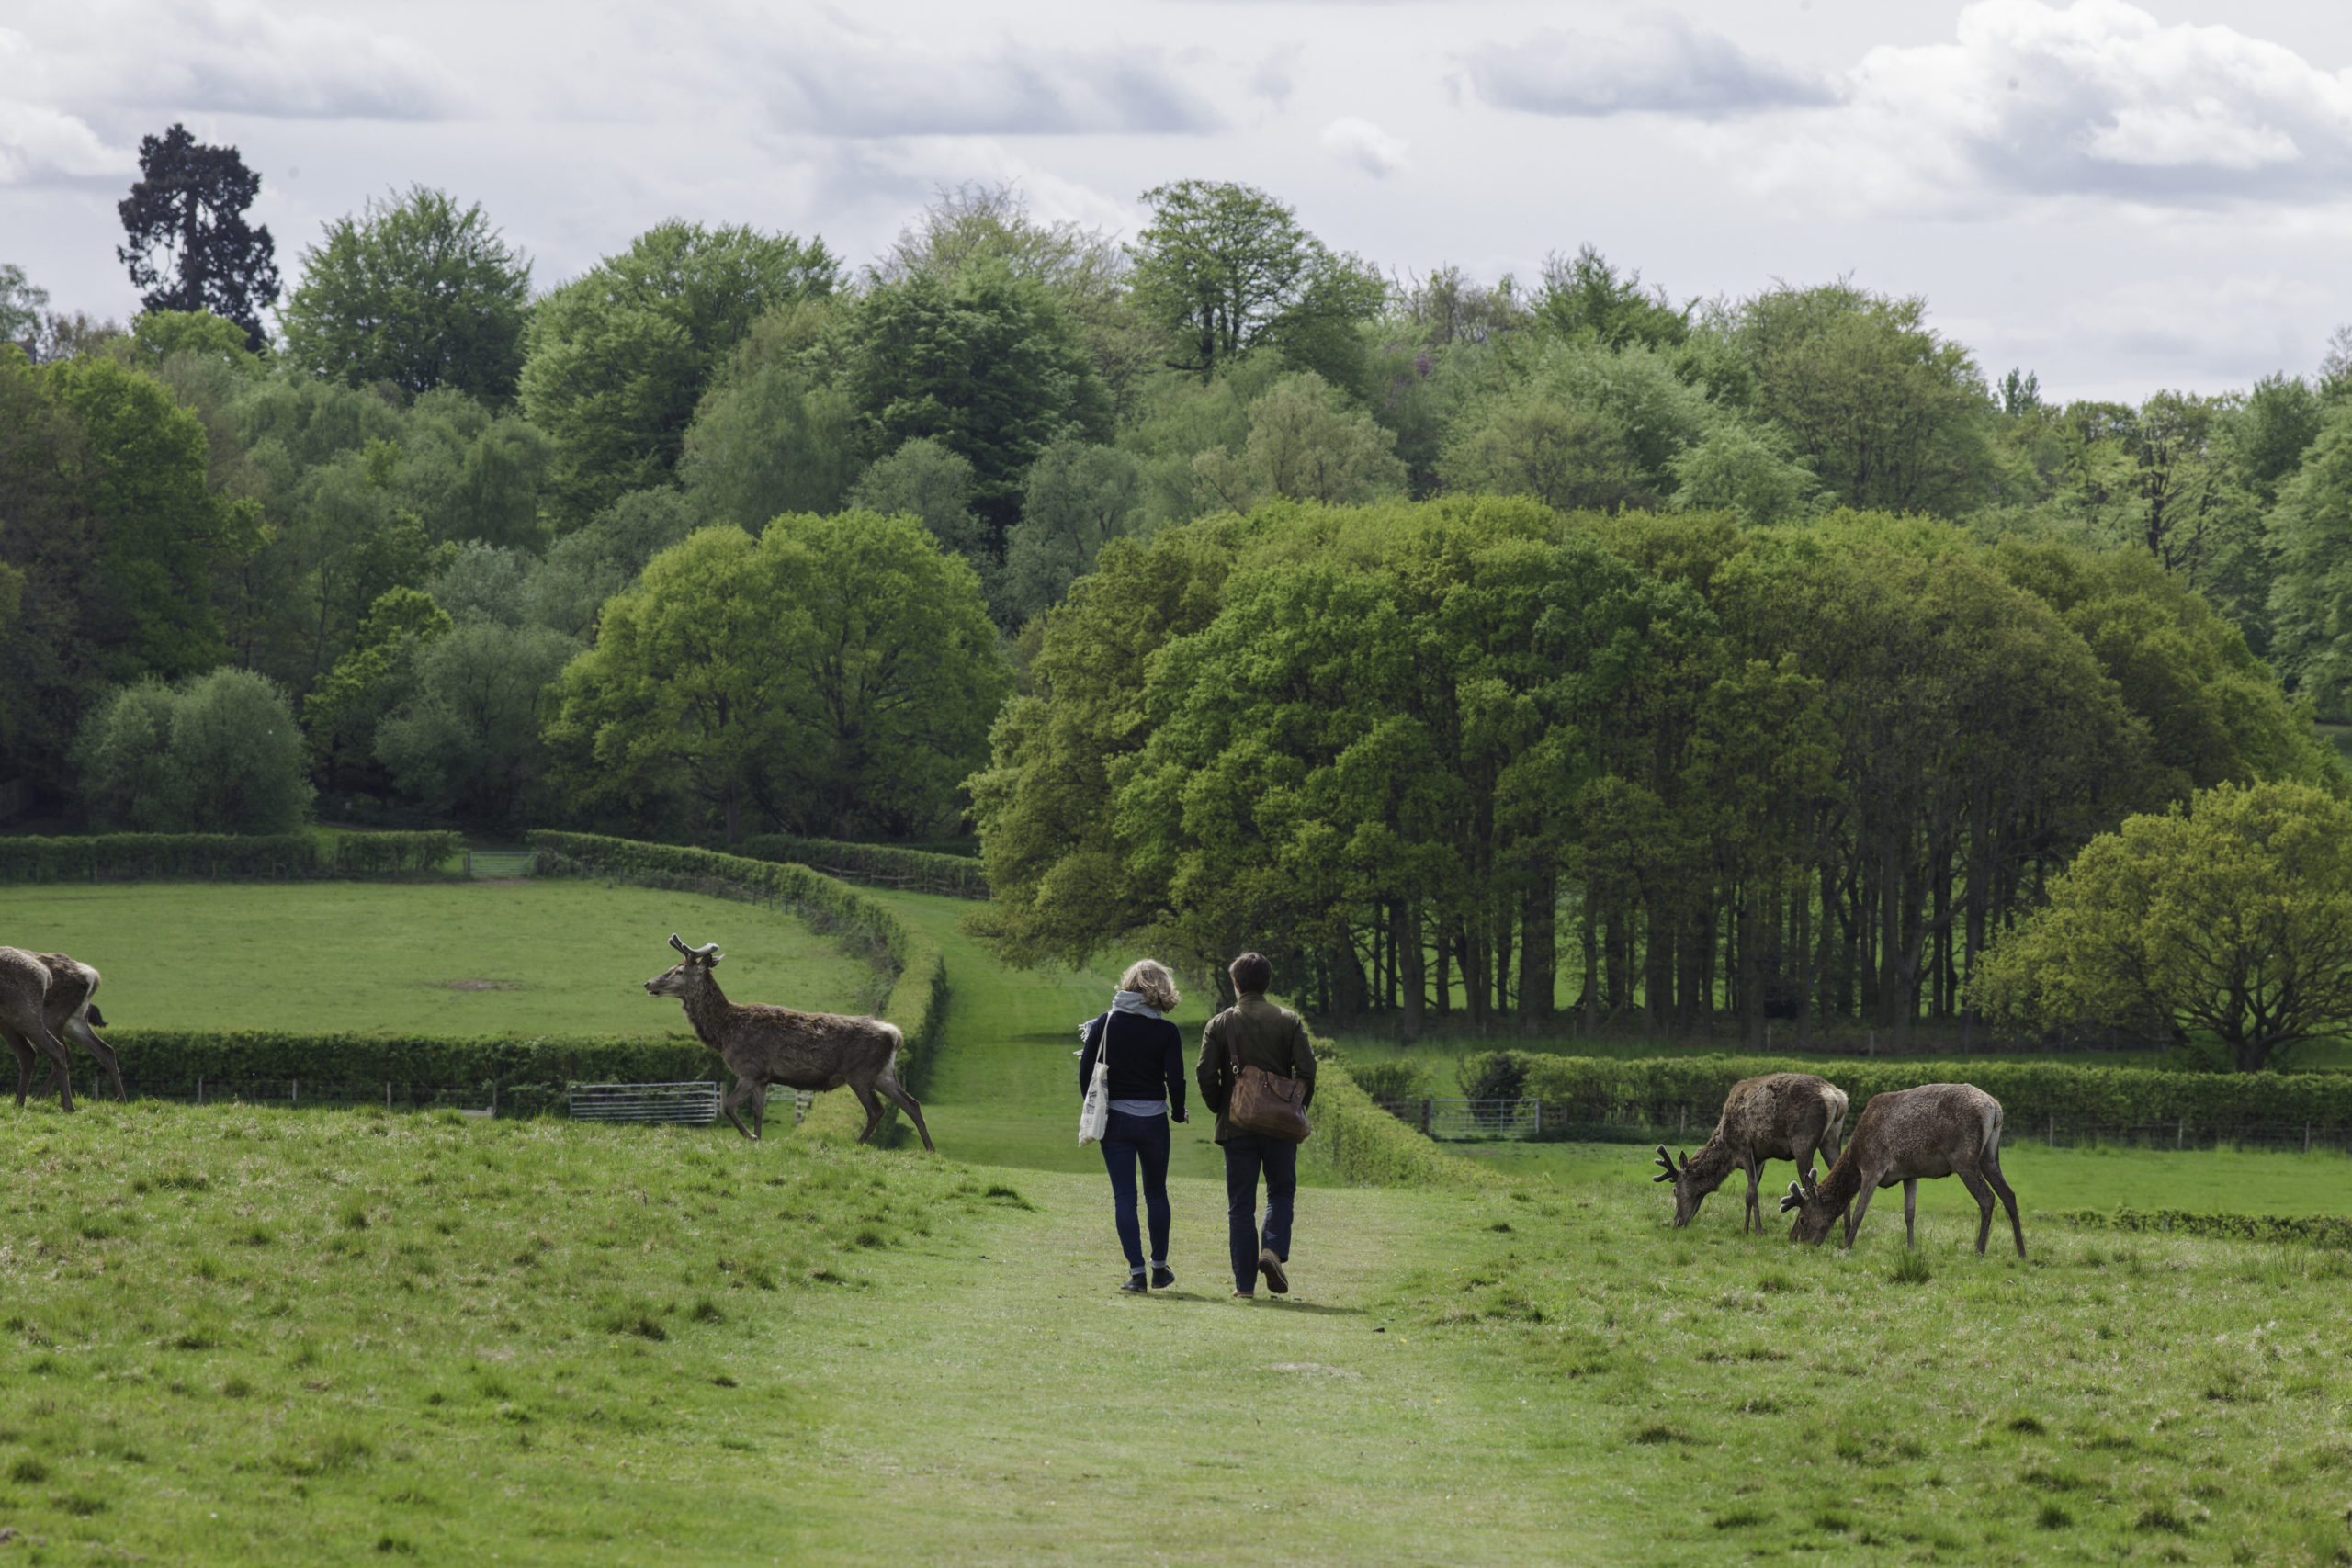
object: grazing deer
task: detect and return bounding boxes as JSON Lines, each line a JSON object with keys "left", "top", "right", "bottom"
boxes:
{"left": 1654, "top": 1072, "right": 1849, "bottom": 1233}
{"left": 0, "top": 947, "right": 79, "bottom": 1111}
{"left": 1779, "top": 1083, "right": 2024, "bottom": 1258}
{"left": 644, "top": 934, "right": 934, "bottom": 1151}
{"left": 19, "top": 953, "right": 125, "bottom": 1105}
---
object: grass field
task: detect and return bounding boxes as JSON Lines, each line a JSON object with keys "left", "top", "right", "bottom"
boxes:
{"left": 6, "top": 877, "right": 2352, "bottom": 1562}
{"left": 1456, "top": 1138, "right": 2352, "bottom": 1220}
{"left": 3, "top": 1105, "right": 2351, "bottom": 1563}
{"left": 2, "top": 882, "right": 874, "bottom": 1036}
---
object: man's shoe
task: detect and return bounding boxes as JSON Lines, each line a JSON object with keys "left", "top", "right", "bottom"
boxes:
{"left": 1231, "top": 1290, "right": 1255, "bottom": 1300}
{"left": 1119, "top": 1272, "right": 1148, "bottom": 1294}
{"left": 1258, "top": 1248, "right": 1290, "bottom": 1295}
{"left": 1150, "top": 1263, "right": 1176, "bottom": 1290}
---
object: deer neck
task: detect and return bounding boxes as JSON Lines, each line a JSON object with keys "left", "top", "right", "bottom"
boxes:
{"left": 678, "top": 977, "right": 737, "bottom": 1045}
{"left": 1815, "top": 1151, "right": 1866, "bottom": 1217}
{"left": 1681, "top": 1137, "right": 1739, "bottom": 1195}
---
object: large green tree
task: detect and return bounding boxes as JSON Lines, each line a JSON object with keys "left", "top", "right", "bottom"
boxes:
{"left": 519, "top": 222, "right": 838, "bottom": 527}
{"left": 546, "top": 512, "right": 1007, "bottom": 842}
{"left": 75, "top": 667, "right": 312, "bottom": 832}
{"left": 1736, "top": 285, "right": 1993, "bottom": 517}
{"left": 1127, "top": 180, "right": 1385, "bottom": 388}
{"left": 2267, "top": 400, "right": 2352, "bottom": 717}
{"left": 116, "top": 125, "right": 279, "bottom": 351}
{"left": 43, "top": 355, "right": 239, "bottom": 681}
{"left": 843, "top": 262, "right": 1109, "bottom": 550}
{"left": 1977, "top": 781, "right": 2352, "bottom": 1071}
{"left": 279, "top": 186, "right": 532, "bottom": 401}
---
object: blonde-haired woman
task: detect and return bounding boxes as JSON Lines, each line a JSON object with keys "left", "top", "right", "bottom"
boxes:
{"left": 1079, "top": 958, "right": 1188, "bottom": 1293}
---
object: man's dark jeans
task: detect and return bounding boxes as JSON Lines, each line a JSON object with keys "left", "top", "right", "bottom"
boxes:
{"left": 1222, "top": 1133, "right": 1296, "bottom": 1292}
{"left": 1100, "top": 1109, "right": 1172, "bottom": 1269}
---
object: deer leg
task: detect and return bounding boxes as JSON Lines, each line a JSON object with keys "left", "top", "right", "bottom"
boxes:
{"left": 850, "top": 1080, "right": 888, "bottom": 1145}
{"left": 73, "top": 1020, "right": 125, "bottom": 1102}
{"left": 750, "top": 1081, "right": 766, "bottom": 1141}
{"left": 1742, "top": 1158, "right": 1762, "bottom": 1235}
{"left": 1903, "top": 1179, "right": 1917, "bottom": 1248}
{"left": 879, "top": 1075, "right": 935, "bottom": 1153}
{"left": 718, "top": 1078, "right": 757, "bottom": 1142}
{"left": 1955, "top": 1167, "right": 1997, "bottom": 1256}
{"left": 1844, "top": 1184, "right": 1879, "bottom": 1249}
{"left": 1984, "top": 1154, "right": 2026, "bottom": 1258}
{"left": 4, "top": 1026, "right": 34, "bottom": 1108}
{"left": 31, "top": 1027, "right": 74, "bottom": 1112}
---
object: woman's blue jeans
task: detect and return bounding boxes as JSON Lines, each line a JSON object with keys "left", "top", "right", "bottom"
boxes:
{"left": 1100, "top": 1109, "right": 1172, "bottom": 1269}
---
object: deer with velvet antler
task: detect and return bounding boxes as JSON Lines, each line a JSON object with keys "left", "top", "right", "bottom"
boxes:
{"left": 1778, "top": 1082, "right": 2023, "bottom": 1257}
{"left": 645, "top": 934, "right": 934, "bottom": 1149}
{"left": 1653, "top": 1072, "right": 1849, "bottom": 1233}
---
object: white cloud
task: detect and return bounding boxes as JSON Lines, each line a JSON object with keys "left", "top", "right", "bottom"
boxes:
{"left": 0, "top": 96, "right": 130, "bottom": 185}
{"left": 1253, "top": 43, "right": 1305, "bottom": 109}
{"left": 1464, "top": 15, "right": 1838, "bottom": 120}
{"left": 1320, "top": 116, "right": 1407, "bottom": 177}
{"left": 27, "top": 3, "right": 458, "bottom": 120}
{"left": 1724, "top": 0, "right": 2352, "bottom": 213}
{"left": 757, "top": 20, "right": 1222, "bottom": 139}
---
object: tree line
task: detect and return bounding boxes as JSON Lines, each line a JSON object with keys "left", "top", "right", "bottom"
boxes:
{"left": 4, "top": 123, "right": 2351, "bottom": 883}
{"left": 971, "top": 498, "right": 2342, "bottom": 1048}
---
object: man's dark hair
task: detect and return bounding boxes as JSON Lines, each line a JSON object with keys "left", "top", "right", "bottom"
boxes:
{"left": 1228, "top": 952, "right": 1272, "bottom": 995}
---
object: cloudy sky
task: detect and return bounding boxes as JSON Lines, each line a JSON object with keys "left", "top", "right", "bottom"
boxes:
{"left": 6, "top": 0, "right": 2352, "bottom": 401}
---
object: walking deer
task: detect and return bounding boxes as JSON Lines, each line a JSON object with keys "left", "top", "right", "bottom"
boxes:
{"left": 1654, "top": 1072, "right": 1849, "bottom": 1233}
{"left": 1779, "top": 1082, "right": 2024, "bottom": 1257}
{"left": 645, "top": 934, "right": 934, "bottom": 1150}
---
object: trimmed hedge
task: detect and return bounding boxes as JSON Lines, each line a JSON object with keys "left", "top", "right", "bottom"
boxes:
{"left": 1484, "top": 1052, "right": 2352, "bottom": 1131}
{"left": 1306, "top": 1044, "right": 1506, "bottom": 1188}
{"left": 104, "top": 1029, "right": 710, "bottom": 1116}
{"left": 527, "top": 831, "right": 947, "bottom": 1145}
{"left": 2053, "top": 1208, "right": 2352, "bottom": 1248}
{"left": 0, "top": 830, "right": 460, "bottom": 882}
{"left": 733, "top": 835, "right": 988, "bottom": 900}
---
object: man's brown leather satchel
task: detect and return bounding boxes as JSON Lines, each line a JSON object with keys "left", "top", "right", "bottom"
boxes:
{"left": 1224, "top": 1029, "right": 1311, "bottom": 1144}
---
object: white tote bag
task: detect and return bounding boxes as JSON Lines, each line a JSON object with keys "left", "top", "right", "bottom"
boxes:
{"left": 1078, "top": 1014, "right": 1113, "bottom": 1145}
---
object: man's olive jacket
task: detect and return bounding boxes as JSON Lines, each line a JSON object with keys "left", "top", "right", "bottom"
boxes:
{"left": 1195, "top": 992, "right": 1317, "bottom": 1145}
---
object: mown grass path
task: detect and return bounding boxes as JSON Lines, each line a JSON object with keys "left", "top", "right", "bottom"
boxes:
{"left": 766, "top": 1167, "right": 1585, "bottom": 1565}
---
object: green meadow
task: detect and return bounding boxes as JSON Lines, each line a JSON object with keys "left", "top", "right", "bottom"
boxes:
{"left": 1, "top": 878, "right": 2349, "bottom": 1563}
{"left": 2, "top": 881, "right": 872, "bottom": 1036}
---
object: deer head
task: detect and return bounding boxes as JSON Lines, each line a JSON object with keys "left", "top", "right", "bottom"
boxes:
{"left": 1653, "top": 1144, "right": 1705, "bottom": 1227}
{"left": 645, "top": 933, "right": 724, "bottom": 998}
{"left": 1780, "top": 1165, "right": 1836, "bottom": 1246}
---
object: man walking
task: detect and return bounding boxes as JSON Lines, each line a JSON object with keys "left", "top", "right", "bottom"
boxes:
{"left": 1197, "top": 952, "right": 1317, "bottom": 1300}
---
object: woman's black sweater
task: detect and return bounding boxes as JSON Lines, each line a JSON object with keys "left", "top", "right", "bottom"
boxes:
{"left": 1078, "top": 1010, "right": 1188, "bottom": 1121}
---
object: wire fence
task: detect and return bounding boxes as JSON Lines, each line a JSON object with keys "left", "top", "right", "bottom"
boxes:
{"left": 1372, "top": 1096, "right": 2352, "bottom": 1154}
{"left": 82, "top": 1077, "right": 501, "bottom": 1114}
{"left": 1374, "top": 1099, "right": 1544, "bottom": 1139}
{"left": 465, "top": 850, "right": 538, "bottom": 878}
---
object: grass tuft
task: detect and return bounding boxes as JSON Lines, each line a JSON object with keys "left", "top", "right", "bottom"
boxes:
{"left": 1891, "top": 1247, "right": 1933, "bottom": 1284}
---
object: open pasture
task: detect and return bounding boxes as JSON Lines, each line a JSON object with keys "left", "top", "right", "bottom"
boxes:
{"left": 0, "top": 881, "right": 873, "bottom": 1036}
{"left": 0, "top": 1106, "right": 2349, "bottom": 1563}
{"left": 1463, "top": 1138, "right": 2352, "bottom": 1222}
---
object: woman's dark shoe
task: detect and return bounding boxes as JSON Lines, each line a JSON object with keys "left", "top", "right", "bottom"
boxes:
{"left": 1119, "top": 1272, "right": 1148, "bottom": 1294}
{"left": 1257, "top": 1248, "right": 1290, "bottom": 1295}
{"left": 1150, "top": 1262, "right": 1176, "bottom": 1290}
